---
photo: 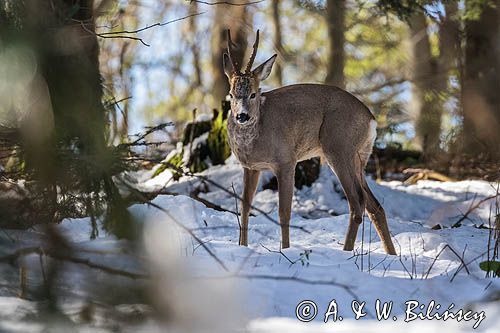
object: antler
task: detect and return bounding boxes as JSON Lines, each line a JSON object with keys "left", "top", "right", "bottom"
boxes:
{"left": 245, "top": 29, "right": 259, "bottom": 73}
{"left": 227, "top": 29, "right": 241, "bottom": 74}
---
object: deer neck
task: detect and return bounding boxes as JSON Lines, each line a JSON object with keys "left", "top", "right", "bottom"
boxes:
{"left": 229, "top": 112, "right": 260, "bottom": 148}
{"left": 228, "top": 101, "right": 264, "bottom": 164}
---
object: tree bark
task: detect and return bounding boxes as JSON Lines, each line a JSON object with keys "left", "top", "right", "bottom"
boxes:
{"left": 211, "top": 2, "right": 248, "bottom": 103}
{"left": 438, "top": 2, "right": 460, "bottom": 73}
{"left": 271, "top": 0, "right": 284, "bottom": 85}
{"left": 409, "top": 12, "right": 442, "bottom": 159}
{"left": 189, "top": 2, "right": 202, "bottom": 88}
{"left": 462, "top": 0, "right": 500, "bottom": 159}
{"left": 325, "top": 0, "right": 345, "bottom": 89}
{"left": 118, "top": 42, "right": 132, "bottom": 140}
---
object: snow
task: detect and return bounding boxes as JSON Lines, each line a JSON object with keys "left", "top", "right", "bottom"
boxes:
{"left": 1, "top": 158, "right": 499, "bottom": 332}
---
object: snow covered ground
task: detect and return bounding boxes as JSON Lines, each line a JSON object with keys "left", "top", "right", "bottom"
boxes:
{"left": 1, "top": 157, "right": 499, "bottom": 332}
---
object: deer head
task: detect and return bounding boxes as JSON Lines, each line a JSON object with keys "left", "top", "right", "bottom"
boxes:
{"left": 223, "top": 30, "right": 277, "bottom": 125}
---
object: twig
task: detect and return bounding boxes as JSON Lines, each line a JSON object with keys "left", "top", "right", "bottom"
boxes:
{"left": 127, "top": 122, "right": 174, "bottom": 146}
{"left": 353, "top": 77, "right": 408, "bottom": 95}
{"left": 231, "top": 183, "right": 242, "bottom": 236}
{"left": 361, "top": 216, "right": 365, "bottom": 271}
{"left": 452, "top": 193, "right": 499, "bottom": 228}
{"left": 398, "top": 254, "right": 414, "bottom": 279}
{"left": 147, "top": 199, "right": 228, "bottom": 271}
{"left": 161, "top": 189, "right": 240, "bottom": 215}
{"left": 104, "top": 96, "right": 132, "bottom": 110}
{"left": 0, "top": 228, "right": 16, "bottom": 243}
{"left": 423, "top": 244, "right": 471, "bottom": 279}
{"left": 101, "top": 13, "right": 205, "bottom": 36}
{"left": 188, "top": 108, "right": 197, "bottom": 157}
{"left": 76, "top": 19, "right": 150, "bottom": 46}
{"left": 189, "top": 0, "right": 265, "bottom": 6}
{"left": 449, "top": 244, "right": 469, "bottom": 282}
{"left": 76, "top": 12, "right": 205, "bottom": 47}
{"left": 0, "top": 247, "right": 148, "bottom": 279}
{"left": 403, "top": 168, "right": 455, "bottom": 185}
{"left": 260, "top": 243, "right": 294, "bottom": 265}
{"left": 370, "top": 254, "right": 389, "bottom": 271}
{"left": 193, "top": 239, "right": 212, "bottom": 254}
{"left": 157, "top": 161, "right": 312, "bottom": 234}
{"left": 120, "top": 181, "right": 229, "bottom": 272}
{"left": 203, "top": 273, "right": 360, "bottom": 300}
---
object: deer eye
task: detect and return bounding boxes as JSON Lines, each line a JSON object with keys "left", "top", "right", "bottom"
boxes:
{"left": 229, "top": 93, "right": 233, "bottom": 99}
{"left": 250, "top": 93, "right": 256, "bottom": 99}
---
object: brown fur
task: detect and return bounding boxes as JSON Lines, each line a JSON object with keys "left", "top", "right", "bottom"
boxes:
{"left": 224, "top": 32, "right": 396, "bottom": 255}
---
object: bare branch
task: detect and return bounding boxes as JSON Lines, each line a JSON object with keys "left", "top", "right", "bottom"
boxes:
{"left": 231, "top": 183, "right": 242, "bottom": 236}
{"left": 76, "top": 19, "right": 150, "bottom": 46}
{"left": 98, "top": 12, "right": 205, "bottom": 36}
{"left": 202, "top": 273, "right": 362, "bottom": 303}
{"left": 352, "top": 77, "right": 408, "bottom": 95}
{"left": 189, "top": 0, "right": 265, "bottom": 6}
{"left": 121, "top": 157, "right": 311, "bottom": 235}
{"left": 423, "top": 244, "right": 471, "bottom": 279}
{"left": 260, "top": 243, "right": 295, "bottom": 265}
{"left": 161, "top": 189, "right": 241, "bottom": 216}
{"left": 452, "top": 193, "right": 500, "bottom": 228}
{"left": 117, "top": 180, "right": 229, "bottom": 272}
{"left": 75, "top": 12, "right": 205, "bottom": 47}
{"left": 0, "top": 246, "right": 148, "bottom": 279}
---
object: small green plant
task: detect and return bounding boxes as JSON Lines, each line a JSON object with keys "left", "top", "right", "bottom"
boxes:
{"left": 479, "top": 261, "right": 500, "bottom": 277}
{"left": 153, "top": 103, "right": 230, "bottom": 178}
{"left": 298, "top": 249, "right": 312, "bottom": 266}
{"left": 153, "top": 150, "right": 184, "bottom": 179}
{"left": 207, "top": 109, "right": 231, "bottom": 165}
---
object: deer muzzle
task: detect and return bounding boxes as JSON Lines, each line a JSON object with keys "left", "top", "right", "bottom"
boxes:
{"left": 236, "top": 112, "right": 250, "bottom": 124}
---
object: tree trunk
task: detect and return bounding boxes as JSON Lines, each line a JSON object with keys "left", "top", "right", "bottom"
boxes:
{"left": 438, "top": 2, "right": 460, "bottom": 74}
{"left": 0, "top": 0, "right": 111, "bottom": 225}
{"left": 189, "top": 2, "right": 202, "bottom": 88}
{"left": 1, "top": 0, "right": 107, "bottom": 180}
{"left": 462, "top": 0, "right": 500, "bottom": 159}
{"left": 409, "top": 12, "right": 442, "bottom": 159}
{"left": 118, "top": 42, "right": 132, "bottom": 141}
{"left": 211, "top": 2, "right": 248, "bottom": 103}
{"left": 271, "top": 0, "right": 284, "bottom": 85}
{"left": 325, "top": 0, "right": 345, "bottom": 89}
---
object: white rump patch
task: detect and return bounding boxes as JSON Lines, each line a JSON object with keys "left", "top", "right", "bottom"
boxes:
{"left": 368, "top": 119, "right": 377, "bottom": 145}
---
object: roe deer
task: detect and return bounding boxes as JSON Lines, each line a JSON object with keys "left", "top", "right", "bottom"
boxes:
{"left": 223, "top": 30, "right": 396, "bottom": 255}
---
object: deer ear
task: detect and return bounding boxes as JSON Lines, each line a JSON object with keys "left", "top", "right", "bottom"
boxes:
{"left": 223, "top": 53, "right": 235, "bottom": 79}
{"left": 252, "top": 54, "right": 277, "bottom": 81}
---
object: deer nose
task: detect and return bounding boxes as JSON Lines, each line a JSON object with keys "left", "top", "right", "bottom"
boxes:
{"left": 236, "top": 113, "right": 250, "bottom": 123}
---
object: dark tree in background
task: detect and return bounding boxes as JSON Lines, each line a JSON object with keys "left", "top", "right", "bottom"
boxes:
{"left": 325, "top": 0, "right": 346, "bottom": 88}
{"left": 462, "top": 0, "right": 500, "bottom": 159}
{"left": 211, "top": 1, "right": 249, "bottom": 103}
{"left": 0, "top": 0, "right": 130, "bottom": 232}
{"left": 271, "top": 0, "right": 284, "bottom": 85}
{"left": 408, "top": 2, "right": 460, "bottom": 159}
{"left": 377, "top": 0, "right": 500, "bottom": 163}
{"left": 409, "top": 10, "right": 441, "bottom": 159}
{"left": 1, "top": 0, "right": 106, "bottom": 177}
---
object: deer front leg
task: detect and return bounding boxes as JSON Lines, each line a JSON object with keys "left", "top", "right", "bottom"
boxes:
{"left": 277, "top": 164, "right": 295, "bottom": 249}
{"left": 240, "top": 168, "right": 260, "bottom": 246}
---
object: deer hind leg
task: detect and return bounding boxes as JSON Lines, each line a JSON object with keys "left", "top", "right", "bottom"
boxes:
{"left": 361, "top": 177, "right": 397, "bottom": 255}
{"left": 276, "top": 163, "right": 295, "bottom": 249}
{"left": 324, "top": 153, "right": 366, "bottom": 252}
{"left": 240, "top": 168, "right": 260, "bottom": 246}
{"left": 357, "top": 137, "right": 397, "bottom": 255}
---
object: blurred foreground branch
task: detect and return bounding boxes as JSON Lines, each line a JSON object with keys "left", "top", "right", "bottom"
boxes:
{"left": 0, "top": 246, "right": 147, "bottom": 279}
